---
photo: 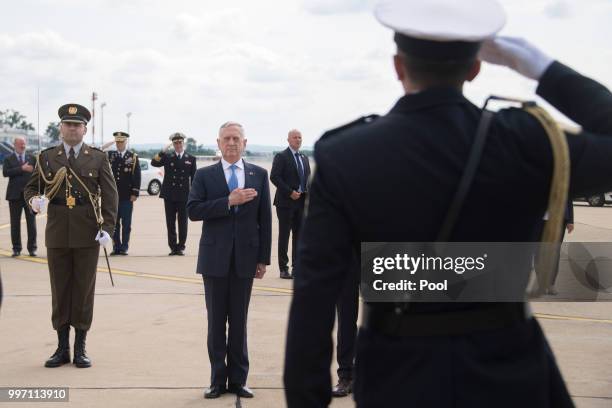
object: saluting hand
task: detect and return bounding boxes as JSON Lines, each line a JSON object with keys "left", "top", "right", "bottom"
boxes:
{"left": 163, "top": 142, "right": 173, "bottom": 152}
{"left": 229, "top": 188, "right": 258, "bottom": 206}
{"left": 21, "top": 163, "right": 34, "bottom": 173}
{"left": 255, "top": 263, "right": 266, "bottom": 279}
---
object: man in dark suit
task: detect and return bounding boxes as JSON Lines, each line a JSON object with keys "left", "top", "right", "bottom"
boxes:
{"left": 284, "top": 1, "right": 612, "bottom": 407}
{"left": 105, "top": 131, "right": 141, "bottom": 255}
{"left": 3, "top": 137, "right": 37, "bottom": 257}
{"left": 270, "top": 129, "right": 311, "bottom": 279}
{"left": 187, "top": 121, "right": 271, "bottom": 399}
{"left": 151, "top": 132, "right": 196, "bottom": 255}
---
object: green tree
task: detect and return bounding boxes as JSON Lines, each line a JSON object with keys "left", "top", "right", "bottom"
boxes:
{"left": 0, "top": 109, "right": 35, "bottom": 130}
{"left": 46, "top": 122, "right": 60, "bottom": 143}
{"left": 186, "top": 137, "right": 198, "bottom": 152}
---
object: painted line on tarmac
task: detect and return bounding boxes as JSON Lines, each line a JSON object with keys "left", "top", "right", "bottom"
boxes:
{"left": 0, "top": 248, "right": 293, "bottom": 295}
{"left": 533, "top": 312, "right": 612, "bottom": 324}
{"left": 4, "top": 247, "right": 612, "bottom": 321}
{"left": 0, "top": 215, "right": 46, "bottom": 231}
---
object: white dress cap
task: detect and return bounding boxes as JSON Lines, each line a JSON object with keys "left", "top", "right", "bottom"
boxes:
{"left": 375, "top": 0, "right": 506, "bottom": 42}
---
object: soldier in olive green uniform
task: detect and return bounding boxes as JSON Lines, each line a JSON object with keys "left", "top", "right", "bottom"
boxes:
{"left": 24, "top": 103, "right": 118, "bottom": 368}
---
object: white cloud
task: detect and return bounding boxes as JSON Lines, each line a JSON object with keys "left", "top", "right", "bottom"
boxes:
{"left": 0, "top": 0, "right": 610, "bottom": 147}
{"left": 302, "top": 0, "right": 375, "bottom": 15}
{"left": 544, "top": 0, "right": 572, "bottom": 18}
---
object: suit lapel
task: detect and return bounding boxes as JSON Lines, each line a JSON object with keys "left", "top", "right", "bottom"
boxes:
{"left": 244, "top": 160, "right": 254, "bottom": 189}
{"left": 214, "top": 161, "right": 230, "bottom": 194}
{"left": 286, "top": 148, "right": 300, "bottom": 178}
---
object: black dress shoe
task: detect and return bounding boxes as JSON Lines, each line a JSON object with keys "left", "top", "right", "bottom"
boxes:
{"left": 28, "top": 251, "right": 37, "bottom": 257}
{"left": 168, "top": 250, "right": 176, "bottom": 256}
{"left": 228, "top": 384, "right": 254, "bottom": 398}
{"left": 110, "top": 250, "right": 119, "bottom": 256}
{"left": 280, "top": 270, "right": 292, "bottom": 279}
{"left": 175, "top": 250, "right": 185, "bottom": 256}
{"left": 332, "top": 378, "right": 353, "bottom": 397}
{"left": 45, "top": 327, "right": 71, "bottom": 368}
{"left": 204, "top": 385, "right": 226, "bottom": 399}
{"left": 119, "top": 250, "right": 128, "bottom": 256}
{"left": 11, "top": 250, "right": 20, "bottom": 257}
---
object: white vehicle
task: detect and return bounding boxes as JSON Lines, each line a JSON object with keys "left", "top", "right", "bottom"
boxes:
{"left": 139, "top": 158, "right": 164, "bottom": 195}
{"left": 576, "top": 192, "right": 612, "bottom": 207}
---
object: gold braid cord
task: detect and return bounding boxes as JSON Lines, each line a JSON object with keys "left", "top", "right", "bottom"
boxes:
{"left": 68, "top": 168, "right": 104, "bottom": 226}
{"left": 33, "top": 153, "right": 103, "bottom": 227}
{"left": 525, "top": 106, "right": 571, "bottom": 295}
{"left": 35, "top": 153, "right": 67, "bottom": 200}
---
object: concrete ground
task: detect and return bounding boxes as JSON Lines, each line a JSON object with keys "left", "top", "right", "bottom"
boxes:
{"left": 0, "top": 159, "right": 611, "bottom": 407}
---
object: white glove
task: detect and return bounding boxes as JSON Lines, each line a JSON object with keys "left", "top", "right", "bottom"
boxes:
{"left": 31, "top": 196, "right": 49, "bottom": 214}
{"left": 479, "top": 36, "right": 554, "bottom": 80}
{"left": 95, "top": 230, "right": 112, "bottom": 247}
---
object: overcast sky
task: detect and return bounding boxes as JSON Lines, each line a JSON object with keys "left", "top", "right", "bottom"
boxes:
{"left": 1, "top": 0, "right": 611, "bottom": 147}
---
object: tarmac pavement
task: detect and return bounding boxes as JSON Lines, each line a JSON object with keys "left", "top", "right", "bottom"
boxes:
{"left": 0, "top": 159, "right": 611, "bottom": 407}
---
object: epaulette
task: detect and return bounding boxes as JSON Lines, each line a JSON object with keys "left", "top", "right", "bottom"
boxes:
{"left": 40, "top": 146, "right": 56, "bottom": 153}
{"left": 320, "top": 114, "right": 380, "bottom": 141}
{"left": 89, "top": 146, "right": 103, "bottom": 152}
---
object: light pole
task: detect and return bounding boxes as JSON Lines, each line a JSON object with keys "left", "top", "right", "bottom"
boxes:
{"left": 100, "top": 102, "right": 107, "bottom": 144}
{"left": 91, "top": 92, "right": 98, "bottom": 145}
{"left": 126, "top": 112, "right": 132, "bottom": 135}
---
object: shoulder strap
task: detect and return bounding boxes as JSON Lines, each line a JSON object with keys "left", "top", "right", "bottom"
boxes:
{"left": 436, "top": 110, "right": 494, "bottom": 242}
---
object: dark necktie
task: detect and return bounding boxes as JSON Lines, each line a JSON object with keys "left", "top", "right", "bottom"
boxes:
{"left": 18, "top": 154, "right": 24, "bottom": 165}
{"left": 69, "top": 147, "right": 76, "bottom": 167}
{"left": 295, "top": 152, "right": 306, "bottom": 192}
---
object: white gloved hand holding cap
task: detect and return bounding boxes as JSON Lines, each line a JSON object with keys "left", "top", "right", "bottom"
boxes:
{"left": 31, "top": 196, "right": 49, "bottom": 214}
{"left": 95, "top": 230, "right": 112, "bottom": 247}
{"left": 478, "top": 36, "right": 554, "bottom": 80}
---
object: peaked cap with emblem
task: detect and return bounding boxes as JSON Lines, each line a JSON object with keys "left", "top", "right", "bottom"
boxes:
{"left": 113, "top": 131, "right": 130, "bottom": 142}
{"left": 58, "top": 103, "right": 91, "bottom": 124}
{"left": 169, "top": 132, "right": 186, "bottom": 142}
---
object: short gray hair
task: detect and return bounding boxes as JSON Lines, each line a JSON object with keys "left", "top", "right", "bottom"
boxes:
{"left": 219, "top": 121, "right": 245, "bottom": 137}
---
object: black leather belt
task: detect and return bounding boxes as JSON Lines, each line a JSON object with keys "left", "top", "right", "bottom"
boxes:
{"left": 50, "top": 197, "right": 85, "bottom": 206}
{"left": 362, "top": 303, "right": 531, "bottom": 337}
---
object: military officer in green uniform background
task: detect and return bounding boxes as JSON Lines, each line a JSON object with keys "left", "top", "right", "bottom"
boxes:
{"left": 104, "top": 131, "right": 141, "bottom": 255}
{"left": 151, "top": 132, "right": 197, "bottom": 255}
{"left": 24, "top": 103, "right": 118, "bottom": 369}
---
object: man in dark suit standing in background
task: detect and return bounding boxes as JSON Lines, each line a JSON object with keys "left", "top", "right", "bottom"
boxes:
{"left": 3, "top": 136, "right": 37, "bottom": 257}
{"left": 270, "top": 129, "right": 311, "bottom": 279}
{"left": 187, "top": 121, "right": 271, "bottom": 399}
{"left": 151, "top": 132, "right": 196, "bottom": 255}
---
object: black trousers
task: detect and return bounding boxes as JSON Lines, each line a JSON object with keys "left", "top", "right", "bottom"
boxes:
{"left": 354, "top": 319, "right": 574, "bottom": 407}
{"left": 203, "top": 255, "right": 254, "bottom": 386}
{"left": 9, "top": 197, "right": 37, "bottom": 252}
{"left": 276, "top": 198, "right": 305, "bottom": 272}
{"left": 113, "top": 200, "right": 134, "bottom": 252}
{"left": 163, "top": 200, "right": 188, "bottom": 251}
{"left": 532, "top": 219, "right": 568, "bottom": 286}
{"left": 336, "top": 270, "right": 360, "bottom": 380}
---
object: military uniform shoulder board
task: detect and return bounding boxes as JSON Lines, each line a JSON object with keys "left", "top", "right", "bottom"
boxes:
{"left": 89, "top": 146, "right": 103, "bottom": 153}
{"left": 320, "top": 114, "right": 380, "bottom": 140}
{"left": 40, "top": 146, "right": 56, "bottom": 153}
